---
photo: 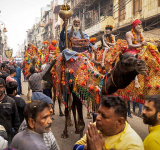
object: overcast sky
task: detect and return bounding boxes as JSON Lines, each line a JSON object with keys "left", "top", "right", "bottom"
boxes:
{"left": 0, "top": 0, "right": 63, "bottom": 56}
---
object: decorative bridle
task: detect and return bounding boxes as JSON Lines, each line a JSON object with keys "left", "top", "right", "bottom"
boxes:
{"left": 104, "top": 71, "right": 117, "bottom": 95}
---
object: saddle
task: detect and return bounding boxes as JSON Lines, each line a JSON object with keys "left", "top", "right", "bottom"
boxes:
{"left": 70, "top": 37, "right": 89, "bottom": 52}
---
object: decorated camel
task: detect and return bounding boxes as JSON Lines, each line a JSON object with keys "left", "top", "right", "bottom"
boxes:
{"left": 25, "top": 40, "right": 147, "bottom": 139}
{"left": 97, "top": 39, "right": 160, "bottom": 102}
{"left": 47, "top": 5, "right": 148, "bottom": 138}
{"left": 53, "top": 51, "right": 147, "bottom": 138}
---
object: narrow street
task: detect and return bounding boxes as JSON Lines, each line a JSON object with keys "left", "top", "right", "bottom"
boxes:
{"left": 22, "top": 75, "right": 149, "bottom": 150}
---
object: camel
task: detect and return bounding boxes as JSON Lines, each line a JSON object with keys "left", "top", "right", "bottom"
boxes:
{"left": 102, "top": 53, "right": 147, "bottom": 95}
{"left": 57, "top": 52, "right": 147, "bottom": 138}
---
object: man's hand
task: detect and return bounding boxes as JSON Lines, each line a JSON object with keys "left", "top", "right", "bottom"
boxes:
{"left": 142, "top": 41, "right": 147, "bottom": 46}
{"left": 86, "top": 123, "right": 104, "bottom": 150}
{"left": 62, "top": 22, "right": 68, "bottom": 28}
{"left": 91, "top": 46, "right": 97, "bottom": 53}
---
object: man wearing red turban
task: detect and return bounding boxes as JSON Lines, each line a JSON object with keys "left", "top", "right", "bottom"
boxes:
{"left": 124, "top": 19, "right": 147, "bottom": 90}
{"left": 124, "top": 19, "right": 147, "bottom": 55}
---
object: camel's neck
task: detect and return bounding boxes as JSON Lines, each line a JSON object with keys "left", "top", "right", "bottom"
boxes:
{"left": 113, "top": 62, "right": 138, "bottom": 88}
{"left": 102, "top": 62, "right": 138, "bottom": 95}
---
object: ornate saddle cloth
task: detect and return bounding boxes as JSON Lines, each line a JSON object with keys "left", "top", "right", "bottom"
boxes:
{"left": 70, "top": 37, "right": 89, "bottom": 52}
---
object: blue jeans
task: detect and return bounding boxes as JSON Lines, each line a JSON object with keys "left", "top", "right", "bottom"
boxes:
{"left": 138, "top": 103, "right": 145, "bottom": 114}
{"left": 127, "top": 101, "right": 131, "bottom": 115}
{"left": 133, "top": 101, "right": 139, "bottom": 112}
{"left": 132, "top": 101, "right": 144, "bottom": 114}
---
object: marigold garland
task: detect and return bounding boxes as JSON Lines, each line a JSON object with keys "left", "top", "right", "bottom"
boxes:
{"left": 131, "top": 29, "right": 143, "bottom": 52}
{"left": 106, "top": 34, "right": 114, "bottom": 46}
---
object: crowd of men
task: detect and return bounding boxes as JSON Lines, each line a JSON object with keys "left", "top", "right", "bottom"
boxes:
{"left": 0, "top": 17, "right": 159, "bottom": 150}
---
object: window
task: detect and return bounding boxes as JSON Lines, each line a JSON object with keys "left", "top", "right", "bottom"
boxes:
{"left": 119, "top": 0, "right": 126, "bottom": 21}
{"left": 133, "top": 0, "right": 142, "bottom": 16}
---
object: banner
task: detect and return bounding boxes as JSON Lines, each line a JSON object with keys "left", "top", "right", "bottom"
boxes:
{"left": 5, "top": 49, "right": 13, "bottom": 58}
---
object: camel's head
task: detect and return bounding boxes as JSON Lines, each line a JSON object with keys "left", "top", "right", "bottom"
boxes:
{"left": 119, "top": 53, "right": 147, "bottom": 75}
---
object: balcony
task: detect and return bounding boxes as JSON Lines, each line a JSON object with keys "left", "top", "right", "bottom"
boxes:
{"left": 71, "top": 0, "right": 86, "bottom": 12}
{"left": 85, "top": 16, "right": 114, "bottom": 37}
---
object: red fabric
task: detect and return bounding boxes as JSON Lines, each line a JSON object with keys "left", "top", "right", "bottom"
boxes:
{"left": 131, "top": 19, "right": 142, "bottom": 28}
{"left": 123, "top": 48, "right": 139, "bottom": 55}
{"left": 45, "top": 54, "right": 49, "bottom": 62}
{"left": 49, "top": 45, "right": 56, "bottom": 54}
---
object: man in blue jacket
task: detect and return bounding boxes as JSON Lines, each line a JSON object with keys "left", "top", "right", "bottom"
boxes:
{"left": 14, "top": 62, "right": 23, "bottom": 95}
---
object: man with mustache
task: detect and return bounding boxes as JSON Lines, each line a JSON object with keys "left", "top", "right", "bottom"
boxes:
{"left": 143, "top": 95, "right": 160, "bottom": 150}
{"left": 11, "top": 101, "right": 54, "bottom": 150}
{"left": 59, "top": 17, "right": 97, "bottom": 61}
{"left": 18, "top": 92, "right": 59, "bottom": 150}
{"left": 73, "top": 96, "right": 144, "bottom": 150}
{"left": 101, "top": 25, "right": 115, "bottom": 67}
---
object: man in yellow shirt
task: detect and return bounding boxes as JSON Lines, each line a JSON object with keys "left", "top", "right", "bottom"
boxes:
{"left": 143, "top": 95, "right": 160, "bottom": 150}
{"left": 73, "top": 96, "right": 144, "bottom": 150}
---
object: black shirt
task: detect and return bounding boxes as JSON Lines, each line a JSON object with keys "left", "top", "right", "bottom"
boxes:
{"left": 8, "top": 95, "right": 26, "bottom": 123}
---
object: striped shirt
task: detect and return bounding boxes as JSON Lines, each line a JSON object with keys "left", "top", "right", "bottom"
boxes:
{"left": 19, "top": 120, "right": 60, "bottom": 150}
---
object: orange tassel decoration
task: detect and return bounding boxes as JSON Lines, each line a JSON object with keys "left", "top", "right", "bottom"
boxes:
{"left": 89, "top": 85, "right": 95, "bottom": 91}
{"left": 95, "top": 87, "right": 100, "bottom": 104}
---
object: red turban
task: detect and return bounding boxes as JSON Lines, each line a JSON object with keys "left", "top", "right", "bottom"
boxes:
{"left": 131, "top": 19, "right": 142, "bottom": 28}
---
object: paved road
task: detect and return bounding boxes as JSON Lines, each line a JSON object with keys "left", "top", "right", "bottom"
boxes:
{"left": 21, "top": 77, "right": 149, "bottom": 150}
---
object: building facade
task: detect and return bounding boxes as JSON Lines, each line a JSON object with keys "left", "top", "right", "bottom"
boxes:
{"left": 65, "top": 0, "right": 160, "bottom": 45}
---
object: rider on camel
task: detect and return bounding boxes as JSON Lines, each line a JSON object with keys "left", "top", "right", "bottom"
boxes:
{"left": 102, "top": 25, "right": 116, "bottom": 67}
{"left": 125, "top": 19, "right": 147, "bottom": 54}
{"left": 59, "top": 17, "right": 97, "bottom": 61}
{"left": 125, "top": 19, "right": 147, "bottom": 88}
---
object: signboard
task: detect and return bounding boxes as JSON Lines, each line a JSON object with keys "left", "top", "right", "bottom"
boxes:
{"left": 5, "top": 49, "right": 13, "bottom": 58}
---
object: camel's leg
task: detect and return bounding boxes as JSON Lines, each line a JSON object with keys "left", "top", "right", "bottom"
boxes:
{"left": 27, "top": 82, "right": 31, "bottom": 101}
{"left": 73, "top": 92, "right": 85, "bottom": 138}
{"left": 86, "top": 99, "right": 92, "bottom": 119}
{"left": 58, "top": 96, "right": 64, "bottom": 117}
{"left": 71, "top": 95, "right": 79, "bottom": 134}
{"left": 61, "top": 104, "right": 69, "bottom": 138}
{"left": 52, "top": 87, "right": 56, "bottom": 115}
{"left": 92, "top": 102, "right": 97, "bottom": 122}
{"left": 67, "top": 93, "right": 73, "bottom": 126}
